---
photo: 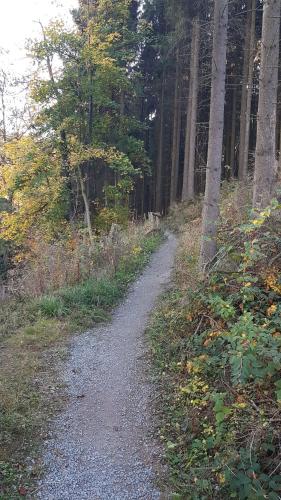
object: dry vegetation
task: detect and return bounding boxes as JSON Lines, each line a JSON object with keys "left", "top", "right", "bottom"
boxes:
{"left": 0, "top": 219, "right": 163, "bottom": 498}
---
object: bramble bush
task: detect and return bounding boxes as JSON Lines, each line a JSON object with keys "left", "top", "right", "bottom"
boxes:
{"left": 150, "top": 198, "right": 281, "bottom": 499}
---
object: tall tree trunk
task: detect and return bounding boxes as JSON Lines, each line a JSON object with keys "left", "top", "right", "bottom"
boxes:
{"left": 86, "top": 1, "right": 94, "bottom": 199}
{"left": 170, "top": 49, "right": 181, "bottom": 205}
{"left": 187, "top": 17, "right": 200, "bottom": 201}
{"left": 155, "top": 71, "right": 165, "bottom": 212}
{"left": 181, "top": 86, "right": 192, "bottom": 201}
{"left": 253, "top": 0, "right": 280, "bottom": 208}
{"left": 239, "top": 0, "right": 256, "bottom": 180}
{"left": 182, "top": 32, "right": 194, "bottom": 202}
{"left": 238, "top": 0, "right": 252, "bottom": 180}
{"left": 279, "top": 121, "right": 281, "bottom": 175}
{"left": 200, "top": 0, "right": 228, "bottom": 272}
{"left": 0, "top": 71, "right": 7, "bottom": 142}
{"left": 230, "top": 77, "right": 238, "bottom": 176}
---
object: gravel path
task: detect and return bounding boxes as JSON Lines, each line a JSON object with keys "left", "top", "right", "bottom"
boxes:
{"left": 36, "top": 232, "right": 177, "bottom": 500}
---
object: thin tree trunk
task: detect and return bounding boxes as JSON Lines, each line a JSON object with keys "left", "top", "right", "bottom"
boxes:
{"left": 170, "top": 49, "right": 181, "bottom": 205}
{"left": 253, "top": 0, "right": 280, "bottom": 208}
{"left": 279, "top": 121, "right": 281, "bottom": 175}
{"left": 238, "top": 0, "right": 252, "bottom": 180}
{"left": 86, "top": 1, "right": 94, "bottom": 200}
{"left": 0, "top": 71, "right": 7, "bottom": 142}
{"left": 200, "top": 0, "right": 228, "bottom": 272}
{"left": 39, "top": 21, "right": 72, "bottom": 208}
{"left": 175, "top": 82, "right": 182, "bottom": 196}
{"left": 187, "top": 17, "right": 200, "bottom": 201}
{"left": 182, "top": 23, "right": 196, "bottom": 202}
{"left": 155, "top": 71, "right": 165, "bottom": 213}
{"left": 230, "top": 78, "right": 238, "bottom": 176}
{"left": 225, "top": 103, "right": 232, "bottom": 169}
{"left": 79, "top": 168, "right": 94, "bottom": 244}
{"left": 240, "top": 0, "right": 256, "bottom": 180}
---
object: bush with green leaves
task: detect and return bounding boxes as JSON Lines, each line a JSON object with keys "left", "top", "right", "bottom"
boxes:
{"left": 149, "top": 200, "right": 281, "bottom": 499}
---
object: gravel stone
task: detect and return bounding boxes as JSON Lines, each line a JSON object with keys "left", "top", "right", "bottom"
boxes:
{"left": 36, "top": 233, "right": 177, "bottom": 500}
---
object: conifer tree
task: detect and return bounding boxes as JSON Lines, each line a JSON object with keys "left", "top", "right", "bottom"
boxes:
{"left": 200, "top": 0, "right": 228, "bottom": 271}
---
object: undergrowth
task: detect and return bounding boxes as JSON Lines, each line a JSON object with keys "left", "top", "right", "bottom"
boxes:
{"left": 149, "top": 184, "right": 281, "bottom": 499}
{"left": 0, "top": 229, "right": 162, "bottom": 499}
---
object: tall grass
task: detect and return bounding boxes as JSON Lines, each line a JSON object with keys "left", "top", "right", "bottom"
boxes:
{"left": 0, "top": 221, "right": 163, "bottom": 498}
{"left": 1, "top": 221, "right": 157, "bottom": 300}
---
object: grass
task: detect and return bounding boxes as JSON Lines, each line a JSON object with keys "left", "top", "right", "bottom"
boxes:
{"left": 0, "top": 230, "right": 163, "bottom": 499}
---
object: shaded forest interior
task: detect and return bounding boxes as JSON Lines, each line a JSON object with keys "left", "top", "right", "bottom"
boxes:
{"left": 0, "top": 0, "right": 280, "bottom": 279}
{"left": 1, "top": 2, "right": 281, "bottom": 498}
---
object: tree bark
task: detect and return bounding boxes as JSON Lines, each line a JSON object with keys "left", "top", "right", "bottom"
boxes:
{"left": 200, "top": 0, "right": 228, "bottom": 272}
{"left": 279, "top": 120, "right": 281, "bottom": 175}
{"left": 253, "top": 0, "right": 280, "bottom": 208}
{"left": 155, "top": 71, "right": 165, "bottom": 212}
{"left": 230, "top": 78, "right": 238, "bottom": 176}
{"left": 238, "top": 0, "right": 252, "bottom": 180}
{"left": 181, "top": 82, "right": 192, "bottom": 201}
{"left": 187, "top": 17, "right": 200, "bottom": 201}
{"left": 239, "top": 0, "right": 256, "bottom": 180}
{"left": 170, "top": 49, "right": 181, "bottom": 205}
{"left": 0, "top": 71, "right": 7, "bottom": 142}
{"left": 79, "top": 167, "right": 94, "bottom": 244}
{"left": 182, "top": 33, "right": 194, "bottom": 202}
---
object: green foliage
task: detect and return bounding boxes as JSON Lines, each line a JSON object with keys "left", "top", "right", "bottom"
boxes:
{"left": 94, "top": 206, "right": 130, "bottom": 231}
{"left": 149, "top": 203, "right": 281, "bottom": 498}
{"left": 34, "top": 231, "right": 162, "bottom": 321}
{"left": 0, "top": 461, "right": 26, "bottom": 499}
{"left": 207, "top": 294, "right": 236, "bottom": 320}
{"left": 0, "top": 137, "right": 68, "bottom": 244}
{"left": 35, "top": 296, "right": 66, "bottom": 318}
{"left": 0, "top": 0, "right": 151, "bottom": 258}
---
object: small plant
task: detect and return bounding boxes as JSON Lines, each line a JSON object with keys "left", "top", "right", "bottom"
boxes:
{"left": 36, "top": 295, "right": 66, "bottom": 318}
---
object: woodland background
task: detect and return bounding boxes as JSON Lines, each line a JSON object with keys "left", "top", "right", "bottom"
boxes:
{"left": 1, "top": 1, "right": 281, "bottom": 498}
{"left": 0, "top": 0, "right": 279, "bottom": 287}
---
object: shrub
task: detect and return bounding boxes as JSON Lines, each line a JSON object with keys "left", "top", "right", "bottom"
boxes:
{"left": 149, "top": 198, "right": 281, "bottom": 499}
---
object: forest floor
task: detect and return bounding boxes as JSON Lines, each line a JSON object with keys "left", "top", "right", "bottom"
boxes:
{"left": 35, "top": 232, "right": 178, "bottom": 499}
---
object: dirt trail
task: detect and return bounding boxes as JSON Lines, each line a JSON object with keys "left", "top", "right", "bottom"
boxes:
{"left": 37, "top": 233, "right": 177, "bottom": 500}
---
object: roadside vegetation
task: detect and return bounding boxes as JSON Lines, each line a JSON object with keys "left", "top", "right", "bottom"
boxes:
{"left": 149, "top": 183, "right": 281, "bottom": 499}
{"left": 1, "top": 0, "right": 281, "bottom": 498}
{"left": 0, "top": 222, "right": 162, "bottom": 498}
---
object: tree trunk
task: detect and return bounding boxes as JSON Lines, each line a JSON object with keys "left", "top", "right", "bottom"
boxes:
{"left": 181, "top": 80, "right": 192, "bottom": 202}
{"left": 0, "top": 71, "right": 7, "bottom": 142}
{"left": 187, "top": 17, "right": 200, "bottom": 201}
{"left": 155, "top": 71, "right": 165, "bottom": 212}
{"left": 79, "top": 167, "right": 94, "bottom": 244}
{"left": 170, "top": 49, "right": 181, "bottom": 205}
{"left": 230, "top": 78, "right": 238, "bottom": 176}
{"left": 238, "top": 0, "right": 252, "bottom": 180}
{"left": 239, "top": 0, "right": 256, "bottom": 180}
{"left": 253, "top": 0, "right": 280, "bottom": 208}
{"left": 199, "top": 0, "right": 228, "bottom": 272}
{"left": 279, "top": 120, "right": 281, "bottom": 176}
{"left": 182, "top": 31, "right": 194, "bottom": 202}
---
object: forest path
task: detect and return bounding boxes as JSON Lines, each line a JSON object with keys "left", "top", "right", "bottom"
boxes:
{"left": 37, "top": 232, "right": 177, "bottom": 500}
